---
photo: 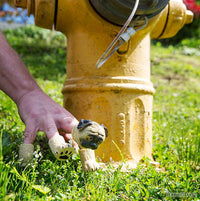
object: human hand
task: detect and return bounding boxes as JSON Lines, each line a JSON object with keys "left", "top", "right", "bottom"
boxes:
{"left": 17, "top": 88, "right": 78, "bottom": 144}
{"left": 0, "top": 31, "right": 78, "bottom": 163}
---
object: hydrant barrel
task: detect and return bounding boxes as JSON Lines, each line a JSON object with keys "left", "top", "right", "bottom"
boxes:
{"left": 56, "top": 0, "right": 160, "bottom": 163}
{"left": 55, "top": 0, "right": 193, "bottom": 164}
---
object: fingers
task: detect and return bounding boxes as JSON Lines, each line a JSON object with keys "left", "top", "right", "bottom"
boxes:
{"left": 22, "top": 105, "right": 79, "bottom": 147}
{"left": 23, "top": 123, "right": 37, "bottom": 144}
{"left": 58, "top": 116, "right": 79, "bottom": 147}
{"left": 62, "top": 133, "right": 79, "bottom": 148}
{"left": 60, "top": 133, "right": 71, "bottom": 141}
{"left": 42, "top": 116, "right": 60, "bottom": 140}
{"left": 21, "top": 123, "right": 36, "bottom": 166}
{"left": 58, "top": 115, "right": 78, "bottom": 134}
{"left": 24, "top": 115, "right": 59, "bottom": 144}
{"left": 48, "top": 133, "right": 78, "bottom": 161}
{"left": 23, "top": 115, "right": 78, "bottom": 144}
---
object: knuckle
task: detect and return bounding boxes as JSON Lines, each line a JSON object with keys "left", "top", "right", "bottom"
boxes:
{"left": 45, "top": 124, "right": 56, "bottom": 133}
{"left": 24, "top": 129, "right": 36, "bottom": 144}
{"left": 24, "top": 131, "right": 32, "bottom": 139}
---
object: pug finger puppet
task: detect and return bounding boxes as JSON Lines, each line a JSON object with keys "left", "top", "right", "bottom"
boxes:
{"left": 19, "top": 119, "right": 107, "bottom": 173}
{"left": 72, "top": 119, "right": 108, "bottom": 172}
{"left": 48, "top": 132, "right": 79, "bottom": 161}
{"left": 19, "top": 133, "right": 78, "bottom": 166}
{"left": 19, "top": 144, "right": 34, "bottom": 166}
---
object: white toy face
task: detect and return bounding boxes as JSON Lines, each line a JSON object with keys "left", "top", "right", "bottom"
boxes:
{"left": 76, "top": 119, "right": 108, "bottom": 150}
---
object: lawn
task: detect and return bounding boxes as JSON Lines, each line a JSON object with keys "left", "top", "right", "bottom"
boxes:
{"left": 0, "top": 26, "right": 200, "bottom": 200}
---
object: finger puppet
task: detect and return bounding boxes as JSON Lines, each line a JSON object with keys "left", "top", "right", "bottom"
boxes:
{"left": 48, "top": 132, "right": 78, "bottom": 161}
{"left": 19, "top": 143, "right": 34, "bottom": 166}
{"left": 72, "top": 119, "right": 108, "bottom": 172}
{"left": 19, "top": 119, "right": 108, "bottom": 172}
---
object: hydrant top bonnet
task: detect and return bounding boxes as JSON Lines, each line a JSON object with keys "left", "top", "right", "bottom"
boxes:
{"left": 90, "top": 0, "right": 169, "bottom": 26}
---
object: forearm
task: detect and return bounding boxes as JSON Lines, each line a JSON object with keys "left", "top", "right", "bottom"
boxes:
{"left": 0, "top": 31, "right": 40, "bottom": 106}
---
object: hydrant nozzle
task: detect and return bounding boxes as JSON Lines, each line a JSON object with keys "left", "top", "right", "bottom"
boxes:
{"left": 14, "top": 0, "right": 27, "bottom": 8}
{"left": 186, "top": 10, "right": 194, "bottom": 24}
{"left": 14, "top": 0, "right": 55, "bottom": 29}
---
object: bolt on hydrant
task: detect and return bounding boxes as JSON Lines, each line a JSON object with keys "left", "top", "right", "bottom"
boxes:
{"left": 15, "top": 0, "right": 193, "bottom": 168}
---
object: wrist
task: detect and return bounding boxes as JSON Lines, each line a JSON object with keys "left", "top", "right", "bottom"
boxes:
{"left": 15, "top": 86, "right": 42, "bottom": 107}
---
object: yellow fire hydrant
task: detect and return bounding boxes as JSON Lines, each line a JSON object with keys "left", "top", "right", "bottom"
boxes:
{"left": 15, "top": 0, "right": 193, "bottom": 167}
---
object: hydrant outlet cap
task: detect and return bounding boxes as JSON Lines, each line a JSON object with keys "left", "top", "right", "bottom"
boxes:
{"left": 186, "top": 10, "right": 194, "bottom": 24}
{"left": 90, "top": 0, "right": 169, "bottom": 26}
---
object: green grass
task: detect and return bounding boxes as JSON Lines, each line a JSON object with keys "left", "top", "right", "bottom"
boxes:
{"left": 0, "top": 26, "right": 200, "bottom": 200}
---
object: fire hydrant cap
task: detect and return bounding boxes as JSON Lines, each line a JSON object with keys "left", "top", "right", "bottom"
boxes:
{"left": 89, "top": 0, "right": 169, "bottom": 26}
